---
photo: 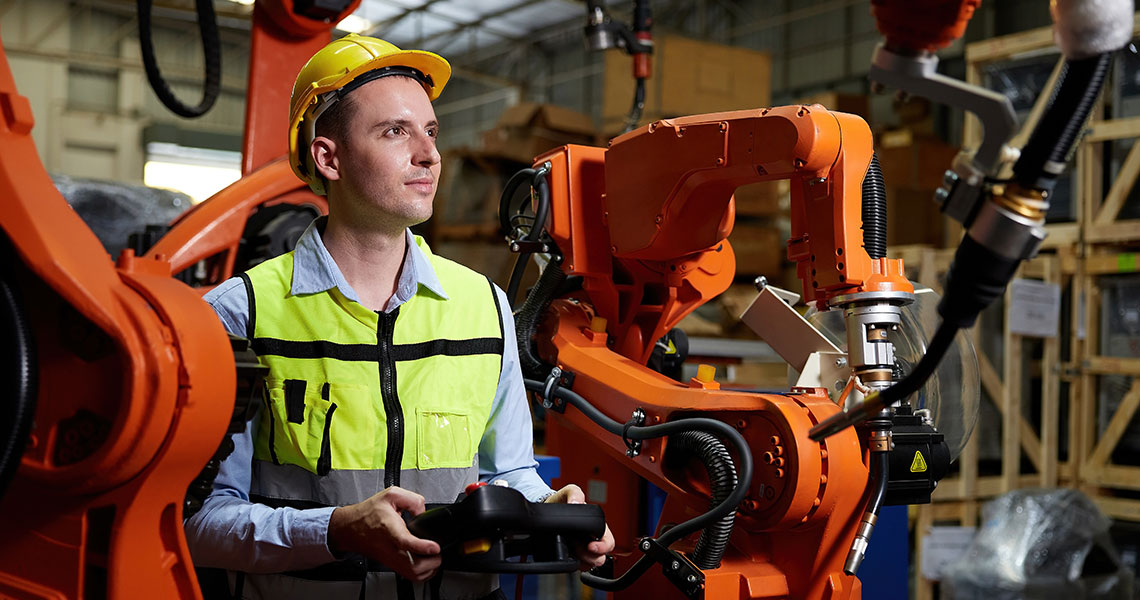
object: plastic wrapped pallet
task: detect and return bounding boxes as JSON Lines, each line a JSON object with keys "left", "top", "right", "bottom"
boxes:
{"left": 943, "top": 489, "right": 1134, "bottom": 599}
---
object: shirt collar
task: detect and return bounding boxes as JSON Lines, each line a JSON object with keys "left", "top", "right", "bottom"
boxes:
{"left": 290, "top": 217, "right": 448, "bottom": 304}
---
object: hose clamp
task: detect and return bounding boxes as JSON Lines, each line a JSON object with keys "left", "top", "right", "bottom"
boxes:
{"left": 623, "top": 408, "right": 646, "bottom": 457}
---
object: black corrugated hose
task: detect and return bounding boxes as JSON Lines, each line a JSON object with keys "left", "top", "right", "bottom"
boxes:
{"left": 523, "top": 379, "right": 753, "bottom": 592}
{"left": 515, "top": 260, "right": 565, "bottom": 379}
{"left": 667, "top": 431, "right": 737, "bottom": 570}
{"left": 861, "top": 153, "right": 887, "bottom": 260}
{"left": 1013, "top": 52, "right": 1114, "bottom": 192}
{"left": 137, "top": 0, "right": 221, "bottom": 118}
{"left": 0, "top": 259, "right": 37, "bottom": 501}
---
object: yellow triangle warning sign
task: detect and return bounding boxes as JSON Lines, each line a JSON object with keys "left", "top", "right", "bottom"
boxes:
{"left": 910, "top": 451, "right": 928, "bottom": 473}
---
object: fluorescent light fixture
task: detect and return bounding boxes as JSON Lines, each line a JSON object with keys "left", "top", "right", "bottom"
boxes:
{"left": 144, "top": 142, "right": 241, "bottom": 204}
{"left": 229, "top": 0, "right": 255, "bottom": 6}
{"left": 336, "top": 14, "right": 372, "bottom": 34}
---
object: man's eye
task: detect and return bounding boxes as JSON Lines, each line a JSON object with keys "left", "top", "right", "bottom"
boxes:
{"left": 426, "top": 128, "right": 438, "bottom": 138}
{"left": 386, "top": 126, "right": 404, "bottom": 136}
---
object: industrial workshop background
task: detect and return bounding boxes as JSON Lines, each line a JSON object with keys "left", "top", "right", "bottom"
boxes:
{"left": 3, "top": 0, "right": 1140, "bottom": 598}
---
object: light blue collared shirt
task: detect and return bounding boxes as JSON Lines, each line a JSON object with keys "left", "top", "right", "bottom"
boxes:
{"left": 184, "top": 218, "right": 553, "bottom": 573}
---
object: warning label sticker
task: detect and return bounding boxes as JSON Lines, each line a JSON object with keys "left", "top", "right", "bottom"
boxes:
{"left": 910, "top": 451, "right": 928, "bottom": 473}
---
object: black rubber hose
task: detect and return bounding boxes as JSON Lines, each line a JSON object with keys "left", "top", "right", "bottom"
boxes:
{"left": 623, "top": 78, "right": 646, "bottom": 133}
{"left": 879, "top": 320, "right": 958, "bottom": 407}
{"left": 515, "top": 261, "right": 566, "bottom": 378}
{"left": 138, "top": 0, "right": 221, "bottom": 118}
{"left": 501, "top": 167, "right": 552, "bottom": 308}
{"left": 528, "top": 171, "right": 551, "bottom": 245}
{"left": 866, "top": 451, "right": 889, "bottom": 517}
{"left": 861, "top": 153, "right": 887, "bottom": 260}
{"left": 498, "top": 168, "right": 538, "bottom": 236}
{"left": 1013, "top": 52, "right": 1113, "bottom": 192}
{"left": 524, "top": 379, "right": 753, "bottom": 592}
{"left": 938, "top": 234, "right": 1021, "bottom": 329}
{"left": 667, "top": 431, "right": 737, "bottom": 570}
{"left": 0, "top": 267, "right": 37, "bottom": 500}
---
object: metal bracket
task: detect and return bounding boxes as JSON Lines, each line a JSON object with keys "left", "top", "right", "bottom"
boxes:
{"left": 622, "top": 408, "right": 646, "bottom": 457}
{"left": 508, "top": 240, "right": 551, "bottom": 254}
{"left": 795, "top": 351, "right": 852, "bottom": 406}
{"left": 638, "top": 538, "right": 704, "bottom": 598}
{"left": 869, "top": 43, "right": 1018, "bottom": 226}
{"left": 740, "top": 285, "right": 841, "bottom": 373}
{"left": 540, "top": 367, "right": 574, "bottom": 413}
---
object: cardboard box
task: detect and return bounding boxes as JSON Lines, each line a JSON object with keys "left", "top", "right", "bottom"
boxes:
{"left": 875, "top": 129, "right": 959, "bottom": 191}
{"left": 799, "top": 92, "right": 870, "bottom": 121}
{"left": 727, "top": 223, "right": 783, "bottom": 278}
{"left": 733, "top": 180, "right": 789, "bottom": 217}
{"left": 482, "top": 102, "right": 597, "bottom": 164}
{"left": 886, "top": 188, "right": 944, "bottom": 247}
{"left": 603, "top": 34, "right": 772, "bottom": 134}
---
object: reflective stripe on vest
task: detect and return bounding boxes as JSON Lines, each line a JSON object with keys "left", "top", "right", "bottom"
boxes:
{"left": 243, "top": 236, "right": 503, "bottom": 507}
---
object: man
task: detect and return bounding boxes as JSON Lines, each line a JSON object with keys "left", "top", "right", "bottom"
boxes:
{"left": 184, "top": 34, "right": 613, "bottom": 600}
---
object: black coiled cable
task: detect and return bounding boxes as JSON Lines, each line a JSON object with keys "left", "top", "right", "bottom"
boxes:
{"left": 524, "top": 379, "right": 753, "bottom": 592}
{"left": 667, "top": 431, "right": 737, "bottom": 570}
{"left": 1013, "top": 52, "right": 1113, "bottom": 192}
{"left": 861, "top": 153, "right": 887, "bottom": 260}
{"left": 515, "top": 261, "right": 566, "bottom": 379}
{"left": 0, "top": 260, "right": 37, "bottom": 501}
{"left": 137, "top": 0, "right": 221, "bottom": 118}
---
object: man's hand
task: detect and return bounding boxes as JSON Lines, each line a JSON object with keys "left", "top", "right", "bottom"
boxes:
{"left": 327, "top": 486, "right": 441, "bottom": 582}
{"left": 544, "top": 484, "right": 615, "bottom": 570}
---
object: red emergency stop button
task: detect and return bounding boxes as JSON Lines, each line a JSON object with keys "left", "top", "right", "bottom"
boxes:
{"left": 465, "top": 482, "right": 488, "bottom": 494}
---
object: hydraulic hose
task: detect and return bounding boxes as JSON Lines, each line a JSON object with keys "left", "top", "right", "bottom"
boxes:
{"left": 861, "top": 153, "right": 887, "bottom": 260}
{"left": 137, "top": 0, "right": 222, "bottom": 118}
{"left": 1013, "top": 52, "right": 1113, "bottom": 192}
{"left": 515, "top": 261, "right": 565, "bottom": 379}
{"left": 0, "top": 264, "right": 37, "bottom": 500}
{"left": 667, "top": 431, "right": 737, "bottom": 570}
{"left": 523, "top": 379, "right": 753, "bottom": 592}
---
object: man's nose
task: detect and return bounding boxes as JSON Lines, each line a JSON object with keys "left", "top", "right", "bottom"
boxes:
{"left": 413, "top": 133, "right": 440, "bottom": 167}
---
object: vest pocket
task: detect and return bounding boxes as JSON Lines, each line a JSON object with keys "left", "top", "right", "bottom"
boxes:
{"left": 263, "top": 379, "right": 342, "bottom": 474}
{"left": 416, "top": 408, "right": 473, "bottom": 469}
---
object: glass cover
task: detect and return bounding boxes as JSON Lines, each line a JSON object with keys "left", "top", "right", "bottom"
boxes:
{"left": 804, "top": 286, "right": 980, "bottom": 461}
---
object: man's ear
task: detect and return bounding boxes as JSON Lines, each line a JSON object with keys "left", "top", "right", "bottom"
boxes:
{"left": 311, "top": 136, "right": 341, "bottom": 183}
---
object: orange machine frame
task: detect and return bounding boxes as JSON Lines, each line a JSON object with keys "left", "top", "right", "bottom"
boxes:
{"left": 0, "top": 0, "right": 349, "bottom": 596}
{"left": 535, "top": 107, "right": 910, "bottom": 598}
{"left": 0, "top": 0, "right": 976, "bottom": 596}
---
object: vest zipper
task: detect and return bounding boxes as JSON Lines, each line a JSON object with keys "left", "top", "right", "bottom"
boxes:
{"left": 378, "top": 308, "right": 403, "bottom": 488}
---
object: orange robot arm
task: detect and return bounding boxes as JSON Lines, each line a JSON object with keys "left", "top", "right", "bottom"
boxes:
{"left": 521, "top": 106, "right": 915, "bottom": 599}
{"left": 538, "top": 106, "right": 911, "bottom": 367}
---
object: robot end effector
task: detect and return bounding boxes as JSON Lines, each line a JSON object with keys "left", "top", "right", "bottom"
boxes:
{"left": 810, "top": 0, "right": 1134, "bottom": 443}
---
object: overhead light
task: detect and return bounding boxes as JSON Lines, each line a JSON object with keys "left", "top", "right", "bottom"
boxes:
{"left": 336, "top": 14, "right": 372, "bottom": 34}
{"left": 228, "top": 0, "right": 255, "bottom": 6}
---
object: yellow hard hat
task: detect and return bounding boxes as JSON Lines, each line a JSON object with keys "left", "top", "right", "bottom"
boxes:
{"left": 288, "top": 34, "right": 451, "bottom": 194}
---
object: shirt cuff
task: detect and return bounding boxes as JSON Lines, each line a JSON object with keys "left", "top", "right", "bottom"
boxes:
{"left": 301, "top": 506, "right": 339, "bottom": 564}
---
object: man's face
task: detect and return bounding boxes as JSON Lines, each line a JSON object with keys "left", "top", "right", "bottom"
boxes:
{"left": 323, "top": 76, "right": 441, "bottom": 229}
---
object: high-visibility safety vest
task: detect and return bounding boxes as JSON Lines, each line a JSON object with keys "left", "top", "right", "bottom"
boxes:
{"left": 238, "top": 236, "right": 505, "bottom": 600}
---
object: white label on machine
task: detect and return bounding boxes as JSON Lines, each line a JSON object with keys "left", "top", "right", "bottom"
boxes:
{"left": 1009, "top": 278, "right": 1061, "bottom": 338}
{"left": 920, "top": 526, "right": 977, "bottom": 581}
